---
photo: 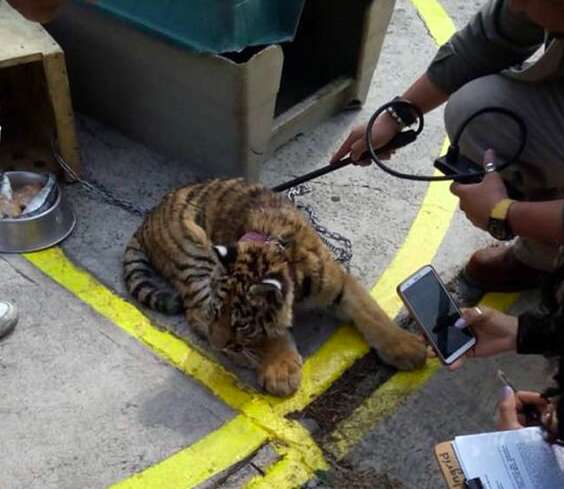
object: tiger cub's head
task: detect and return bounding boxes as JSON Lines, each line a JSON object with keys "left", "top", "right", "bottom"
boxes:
{"left": 209, "top": 241, "right": 293, "bottom": 360}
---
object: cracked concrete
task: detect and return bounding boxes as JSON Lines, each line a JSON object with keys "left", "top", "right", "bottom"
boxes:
{"left": 0, "top": 256, "right": 234, "bottom": 489}
{"left": 1, "top": 0, "right": 553, "bottom": 488}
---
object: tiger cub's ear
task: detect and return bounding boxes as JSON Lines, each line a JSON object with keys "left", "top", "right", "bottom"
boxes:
{"left": 213, "top": 245, "right": 238, "bottom": 268}
{"left": 250, "top": 279, "right": 283, "bottom": 302}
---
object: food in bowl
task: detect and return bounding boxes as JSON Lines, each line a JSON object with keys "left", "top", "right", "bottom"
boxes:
{"left": 0, "top": 173, "right": 57, "bottom": 218}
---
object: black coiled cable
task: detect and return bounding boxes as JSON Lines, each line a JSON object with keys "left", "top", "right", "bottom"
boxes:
{"left": 365, "top": 101, "right": 528, "bottom": 182}
{"left": 272, "top": 99, "right": 528, "bottom": 192}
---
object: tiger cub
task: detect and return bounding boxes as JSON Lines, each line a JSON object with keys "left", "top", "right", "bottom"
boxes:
{"left": 123, "top": 179, "right": 426, "bottom": 396}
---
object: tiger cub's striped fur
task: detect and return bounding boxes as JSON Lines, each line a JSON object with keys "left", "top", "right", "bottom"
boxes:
{"left": 124, "top": 179, "right": 426, "bottom": 396}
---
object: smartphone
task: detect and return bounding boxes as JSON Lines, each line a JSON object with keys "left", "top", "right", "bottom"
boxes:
{"left": 397, "top": 265, "right": 476, "bottom": 365}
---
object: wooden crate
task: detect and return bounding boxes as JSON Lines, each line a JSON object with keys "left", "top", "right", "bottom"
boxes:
{"left": 48, "top": 0, "right": 394, "bottom": 180}
{"left": 0, "top": 2, "right": 80, "bottom": 177}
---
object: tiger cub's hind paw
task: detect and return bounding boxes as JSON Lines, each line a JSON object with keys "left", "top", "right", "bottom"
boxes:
{"left": 378, "top": 329, "right": 427, "bottom": 371}
{"left": 258, "top": 350, "right": 303, "bottom": 397}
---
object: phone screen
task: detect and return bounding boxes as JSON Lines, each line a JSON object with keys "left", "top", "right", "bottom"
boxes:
{"left": 402, "top": 270, "right": 473, "bottom": 359}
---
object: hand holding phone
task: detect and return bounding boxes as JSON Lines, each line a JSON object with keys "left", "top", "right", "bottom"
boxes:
{"left": 397, "top": 265, "right": 476, "bottom": 365}
{"left": 448, "top": 306, "right": 519, "bottom": 370}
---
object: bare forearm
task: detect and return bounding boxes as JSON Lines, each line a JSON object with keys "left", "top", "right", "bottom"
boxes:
{"left": 332, "top": 72, "right": 449, "bottom": 163}
{"left": 401, "top": 73, "right": 450, "bottom": 114}
{"left": 508, "top": 200, "right": 564, "bottom": 243}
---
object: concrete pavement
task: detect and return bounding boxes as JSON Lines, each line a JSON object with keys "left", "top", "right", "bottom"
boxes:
{"left": 0, "top": 255, "right": 233, "bottom": 489}
{"left": 0, "top": 0, "right": 554, "bottom": 488}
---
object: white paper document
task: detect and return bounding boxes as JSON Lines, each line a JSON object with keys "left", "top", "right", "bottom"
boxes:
{"left": 453, "top": 427, "right": 564, "bottom": 489}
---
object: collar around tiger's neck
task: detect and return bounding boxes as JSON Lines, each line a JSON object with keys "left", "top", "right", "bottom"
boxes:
{"left": 239, "top": 232, "right": 286, "bottom": 250}
{"left": 239, "top": 231, "right": 269, "bottom": 243}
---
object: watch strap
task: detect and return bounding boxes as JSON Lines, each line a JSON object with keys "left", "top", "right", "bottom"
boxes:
{"left": 386, "top": 96, "right": 417, "bottom": 128}
{"left": 490, "top": 198, "right": 514, "bottom": 220}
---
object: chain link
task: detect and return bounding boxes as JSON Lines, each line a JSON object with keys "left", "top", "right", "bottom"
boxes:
{"left": 52, "top": 141, "right": 148, "bottom": 217}
{"left": 286, "top": 184, "right": 353, "bottom": 270}
{"left": 53, "top": 142, "right": 352, "bottom": 267}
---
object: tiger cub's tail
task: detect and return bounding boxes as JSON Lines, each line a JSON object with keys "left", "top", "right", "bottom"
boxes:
{"left": 123, "top": 233, "right": 183, "bottom": 315}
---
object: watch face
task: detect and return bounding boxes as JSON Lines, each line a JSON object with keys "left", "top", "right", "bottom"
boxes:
{"left": 488, "top": 218, "right": 512, "bottom": 241}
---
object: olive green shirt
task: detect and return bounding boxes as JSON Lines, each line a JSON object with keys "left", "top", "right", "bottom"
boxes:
{"left": 427, "top": 0, "right": 564, "bottom": 95}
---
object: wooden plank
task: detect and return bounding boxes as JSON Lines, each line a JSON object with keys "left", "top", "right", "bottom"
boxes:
{"left": 0, "top": 1, "right": 60, "bottom": 66}
{"left": 0, "top": 52, "right": 43, "bottom": 70}
{"left": 0, "top": 61, "right": 60, "bottom": 175}
{"left": 0, "top": 1, "right": 79, "bottom": 176}
{"left": 434, "top": 442, "right": 467, "bottom": 489}
{"left": 270, "top": 77, "right": 353, "bottom": 152}
{"left": 44, "top": 52, "right": 81, "bottom": 176}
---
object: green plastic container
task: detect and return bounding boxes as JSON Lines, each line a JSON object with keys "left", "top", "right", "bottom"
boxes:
{"left": 78, "top": 0, "right": 305, "bottom": 53}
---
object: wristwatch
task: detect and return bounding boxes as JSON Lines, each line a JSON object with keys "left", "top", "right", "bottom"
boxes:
{"left": 487, "top": 198, "right": 515, "bottom": 241}
{"left": 386, "top": 96, "right": 417, "bottom": 129}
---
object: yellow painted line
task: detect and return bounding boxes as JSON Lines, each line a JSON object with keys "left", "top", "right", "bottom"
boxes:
{"left": 318, "top": 0, "right": 505, "bottom": 465}
{"left": 244, "top": 2, "right": 462, "bottom": 483}
{"left": 245, "top": 447, "right": 317, "bottom": 489}
{"left": 110, "top": 415, "right": 268, "bottom": 489}
{"left": 326, "top": 360, "right": 440, "bottom": 460}
{"left": 369, "top": 147, "right": 456, "bottom": 318}
{"left": 242, "top": 400, "right": 327, "bottom": 470}
{"left": 107, "top": 374, "right": 330, "bottom": 489}
{"left": 243, "top": 148, "right": 460, "bottom": 485}
{"left": 25, "top": 151, "right": 458, "bottom": 489}
{"left": 26, "top": 162, "right": 457, "bottom": 489}
{"left": 411, "top": 0, "right": 456, "bottom": 46}
{"left": 24, "top": 246, "right": 329, "bottom": 488}
{"left": 243, "top": 401, "right": 328, "bottom": 488}
{"left": 270, "top": 144, "right": 457, "bottom": 416}
{"left": 25, "top": 247, "right": 254, "bottom": 411}
{"left": 25, "top": 4, "right": 462, "bottom": 489}
{"left": 324, "top": 293, "right": 519, "bottom": 460}
{"left": 26, "top": 247, "right": 274, "bottom": 487}
{"left": 115, "top": 396, "right": 329, "bottom": 489}
{"left": 479, "top": 292, "right": 520, "bottom": 311}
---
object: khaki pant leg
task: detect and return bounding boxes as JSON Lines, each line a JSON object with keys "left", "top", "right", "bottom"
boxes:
{"left": 444, "top": 74, "right": 564, "bottom": 271}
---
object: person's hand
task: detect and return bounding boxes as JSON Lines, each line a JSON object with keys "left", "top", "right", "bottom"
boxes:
{"left": 449, "top": 149, "right": 509, "bottom": 230}
{"left": 330, "top": 113, "right": 400, "bottom": 165}
{"left": 447, "top": 306, "right": 518, "bottom": 371}
{"left": 497, "top": 388, "right": 549, "bottom": 430}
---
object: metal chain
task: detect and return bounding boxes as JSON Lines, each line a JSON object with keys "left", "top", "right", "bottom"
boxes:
{"left": 52, "top": 142, "right": 148, "bottom": 217}
{"left": 286, "top": 184, "right": 353, "bottom": 270}
{"left": 53, "top": 143, "right": 353, "bottom": 267}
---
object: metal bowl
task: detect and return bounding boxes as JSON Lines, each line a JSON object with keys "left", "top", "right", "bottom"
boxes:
{"left": 0, "top": 171, "right": 76, "bottom": 253}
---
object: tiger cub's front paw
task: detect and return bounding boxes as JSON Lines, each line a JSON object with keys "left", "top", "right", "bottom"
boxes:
{"left": 379, "top": 329, "right": 427, "bottom": 371}
{"left": 258, "top": 350, "right": 303, "bottom": 397}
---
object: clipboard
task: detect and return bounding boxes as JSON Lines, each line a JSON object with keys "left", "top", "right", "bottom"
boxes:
{"left": 434, "top": 441, "right": 484, "bottom": 489}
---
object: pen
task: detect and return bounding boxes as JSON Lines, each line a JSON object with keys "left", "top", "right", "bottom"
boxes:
{"left": 497, "top": 369, "right": 518, "bottom": 392}
{"left": 497, "top": 369, "right": 541, "bottom": 426}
